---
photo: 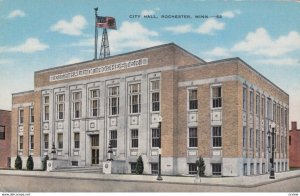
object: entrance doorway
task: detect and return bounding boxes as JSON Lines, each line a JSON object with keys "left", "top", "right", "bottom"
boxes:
{"left": 91, "top": 135, "right": 99, "bottom": 165}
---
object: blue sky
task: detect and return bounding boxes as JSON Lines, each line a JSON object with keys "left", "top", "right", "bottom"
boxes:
{"left": 0, "top": 0, "right": 300, "bottom": 125}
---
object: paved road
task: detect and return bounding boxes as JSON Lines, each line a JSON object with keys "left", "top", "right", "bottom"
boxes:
{"left": 0, "top": 174, "right": 300, "bottom": 192}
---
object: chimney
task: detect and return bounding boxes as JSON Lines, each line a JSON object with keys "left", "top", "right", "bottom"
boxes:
{"left": 291, "top": 121, "right": 297, "bottom": 130}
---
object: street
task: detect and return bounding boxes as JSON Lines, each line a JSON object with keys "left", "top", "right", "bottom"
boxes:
{"left": 0, "top": 174, "right": 300, "bottom": 192}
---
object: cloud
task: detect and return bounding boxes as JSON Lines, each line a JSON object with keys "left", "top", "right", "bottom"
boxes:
{"left": 232, "top": 28, "right": 300, "bottom": 57}
{"left": 164, "top": 18, "right": 225, "bottom": 35}
{"left": 0, "top": 59, "right": 13, "bottom": 65}
{"left": 204, "top": 47, "right": 231, "bottom": 57}
{"left": 141, "top": 8, "right": 160, "bottom": 16}
{"left": 65, "top": 57, "right": 82, "bottom": 65}
{"left": 0, "top": 38, "right": 49, "bottom": 53}
{"left": 50, "top": 15, "right": 87, "bottom": 36}
{"left": 255, "top": 58, "right": 300, "bottom": 67}
{"left": 221, "top": 10, "right": 241, "bottom": 18}
{"left": 7, "top": 9, "right": 25, "bottom": 19}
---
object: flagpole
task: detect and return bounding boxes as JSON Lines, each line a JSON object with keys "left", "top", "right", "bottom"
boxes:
{"left": 94, "top": 7, "right": 98, "bottom": 60}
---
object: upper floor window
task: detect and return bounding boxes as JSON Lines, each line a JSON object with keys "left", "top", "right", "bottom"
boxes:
{"left": 19, "top": 135, "right": 23, "bottom": 150}
{"left": 19, "top": 109, "right": 24, "bottom": 124}
{"left": 250, "top": 90, "right": 254, "bottom": 114}
{"left": 243, "top": 86, "right": 247, "bottom": 111}
{"left": 273, "top": 102, "right": 276, "bottom": 121}
{"left": 72, "top": 91, "right": 82, "bottom": 119}
{"left": 188, "top": 127, "right": 198, "bottom": 148}
{"left": 30, "top": 135, "right": 34, "bottom": 150}
{"left": 129, "top": 83, "right": 141, "bottom": 114}
{"left": 243, "top": 126, "right": 247, "bottom": 148}
{"left": 30, "top": 107, "right": 34, "bottom": 123}
{"left": 110, "top": 130, "right": 117, "bottom": 148}
{"left": 212, "top": 126, "right": 222, "bottom": 147}
{"left": 261, "top": 96, "right": 265, "bottom": 118}
{"left": 188, "top": 89, "right": 198, "bottom": 110}
{"left": 151, "top": 128, "right": 160, "bottom": 148}
{"left": 108, "top": 86, "right": 119, "bottom": 115}
{"left": 43, "top": 96, "right": 49, "bottom": 121}
{"left": 57, "top": 133, "right": 63, "bottom": 149}
{"left": 74, "top": 132, "right": 80, "bottom": 149}
{"left": 151, "top": 80, "right": 160, "bottom": 112}
{"left": 44, "top": 133, "right": 49, "bottom": 149}
{"left": 90, "top": 89, "right": 100, "bottom": 117}
{"left": 56, "top": 94, "right": 65, "bottom": 120}
{"left": 0, "top": 126, "right": 5, "bottom": 140}
{"left": 256, "top": 93, "right": 260, "bottom": 116}
{"left": 212, "top": 86, "right": 222, "bottom": 108}
{"left": 131, "top": 129, "right": 138, "bottom": 148}
{"left": 250, "top": 128, "right": 254, "bottom": 149}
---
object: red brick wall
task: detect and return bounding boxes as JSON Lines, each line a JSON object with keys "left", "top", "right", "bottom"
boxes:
{"left": 289, "top": 121, "right": 300, "bottom": 168}
{"left": 0, "top": 110, "right": 11, "bottom": 168}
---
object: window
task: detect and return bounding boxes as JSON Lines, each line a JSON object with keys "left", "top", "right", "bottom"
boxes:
{"left": 110, "top": 130, "right": 117, "bottom": 148}
{"left": 108, "top": 86, "right": 119, "bottom": 115}
{"left": 90, "top": 89, "right": 100, "bottom": 117}
{"left": 188, "top": 163, "right": 197, "bottom": 175}
{"left": 267, "top": 98, "right": 272, "bottom": 119}
{"left": 261, "top": 96, "right": 265, "bottom": 117}
{"left": 243, "top": 126, "right": 247, "bottom": 148}
{"left": 56, "top": 94, "right": 65, "bottom": 120}
{"left": 130, "top": 163, "right": 137, "bottom": 174}
{"left": 212, "top": 86, "right": 222, "bottom": 108}
{"left": 19, "top": 109, "right": 24, "bottom": 124}
{"left": 74, "top": 133, "right": 80, "bottom": 149}
{"left": 250, "top": 128, "right": 254, "bottom": 149}
{"left": 151, "top": 128, "right": 160, "bottom": 148}
{"left": 256, "top": 129, "right": 260, "bottom": 151}
{"left": 129, "top": 83, "right": 141, "bottom": 113}
{"left": 262, "top": 131, "right": 265, "bottom": 153}
{"left": 189, "top": 89, "right": 198, "bottom": 110}
{"left": 250, "top": 90, "right": 254, "bottom": 114}
{"left": 44, "top": 134, "right": 49, "bottom": 149}
{"left": 151, "top": 80, "right": 160, "bottom": 112}
{"left": 0, "top": 126, "right": 5, "bottom": 140}
{"left": 257, "top": 163, "right": 260, "bottom": 175}
{"left": 131, "top": 129, "right": 138, "bottom": 148}
{"left": 57, "top": 133, "right": 63, "bottom": 149}
{"left": 19, "top": 135, "right": 23, "bottom": 150}
{"left": 212, "top": 126, "right": 222, "bottom": 147}
{"left": 262, "top": 163, "right": 266, "bottom": 174}
{"left": 72, "top": 92, "right": 82, "bottom": 119}
{"left": 250, "top": 163, "right": 254, "bottom": 175}
{"left": 256, "top": 94, "right": 260, "bottom": 116}
{"left": 151, "top": 163, "right": 158, "bottom": 174}
{"left": 243, "top": 86, "right": 247, "bottom": 111}
{"left": 212, "top": 164, "right": 222, "bottom": 176}
{"left": 44, "top": 106, "right": 49, "bottom": 121}
{"left": 189, "top": 127, "right": 198, "bottom": 148}
{"left": 243, "top": 164, "right": 247, "bottom": 176}
{"left": 30, "top": 135, "right": 34, "bottom": 150}
{"left": 289, "top": 136, "right": 291, "bottom": 145}
{"left": 273, "top": 102, "right": 276, "bottom": 121}
{"left": 30, "top": 107, "right": 34, "bottom": 123}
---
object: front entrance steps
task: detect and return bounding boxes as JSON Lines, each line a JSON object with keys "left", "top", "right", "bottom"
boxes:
{"left": 52, "top": 166, "right": 103, "bottom": 174}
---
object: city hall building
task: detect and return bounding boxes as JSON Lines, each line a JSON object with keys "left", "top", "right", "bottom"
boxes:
{"left": 11, "top": 43, "right": 289, "bottom": 176}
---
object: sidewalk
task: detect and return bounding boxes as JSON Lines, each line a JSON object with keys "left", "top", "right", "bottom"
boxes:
{"left": 1, "top": 169, "right": 300, "bottom": 188}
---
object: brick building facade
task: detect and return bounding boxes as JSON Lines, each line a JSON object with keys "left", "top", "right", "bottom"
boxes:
{"left": 0, "top": 109, "right": 11, "bottom": 168}
{"left": 289, "top": 121, "right": 300, "bottom": 168}
{"left": 11, "top": 43, "right": 289, "bottom": 176}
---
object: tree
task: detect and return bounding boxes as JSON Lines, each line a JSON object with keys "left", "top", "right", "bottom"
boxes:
{"left": 196, "top": 156, "right": 206, "bottom": 177}
{"left": 26, "top": 155, "right": 34, "bottom": 170}
{"left": 42, "top": 155, "right": 49, "bottom": 171}
{"left": 15, "top": 155, "right": 22, "bottom": 170}
{"left": 136, "top": 155, "right": 144, "bottom": 174}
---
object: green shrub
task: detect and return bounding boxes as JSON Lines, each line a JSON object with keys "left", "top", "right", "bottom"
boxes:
{"left": 42, "top": 155, "right": 49, "bottom": 171}
{"left": 15, "top": 155, "right": 22, "bottom": 170}
{"left": 196, "top": 156, "right": 206, "bottom": 177}
{"left": 136, "top": 155, "right": 144, "bottom": 174}
{"left": 26, "top": 155, "right": 34, "bottom": 170}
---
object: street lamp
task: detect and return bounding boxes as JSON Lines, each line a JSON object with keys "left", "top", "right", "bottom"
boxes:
{"left": 267, "top": 122, "right": 276, "bottom": 179}
{"left": 157, "top": 116, "right": 163, "bottom": 181}
{"left": 107, "top": 140, "right": 113, "bottom": 161}
{"left": 50, "top": 143, "right": 57, "bottom": 160}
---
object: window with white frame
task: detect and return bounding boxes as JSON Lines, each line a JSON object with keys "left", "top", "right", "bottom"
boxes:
{"left": 261, "top": 96, "right": 265, "bottom": 118}
{"left": 262, "top": 131, "right": 265, "bottom": 152}
{"left": 151, "top": 128, "right": 160, "bottom": 148}
{"left": 30, "top": 135, "right": 34, "bottom": 150}
{"left": 188, "top": 89, "right": 198, "bottom": 110}
{"left": 44, "top": 96, "right": 49, "bottom": 121}
{"left": 243, "top": 86, "right": 247, "bottom": 111}
{"left": 131, "top": 129, "right": 138, "bottom": 148}
{"left": 188, "top": 163, "right": 197, "bottom": 175}
{"left": 57, "top": 133, "right": 63, "bottom": 149}
{"left": 256, "top": 129, "right": 260, "bottom": 151}
{"left": 129, "top": 83, "right": 141, "bottom": 114}
{"left": 151, "top": 163, "right": 158, "bottom": 174}
{"left": 30, "top": 107, "right": 34, "bottom": 123}
{"left": 151, "top": 80, "right": 160, "bottom": 112}
{"left": 250, "top": 90, "right": 254, "bottom": 114}
{"left": 72, "top": 91, "right": 82, "bottom": 119}
{"left": 212, "top": 126, "right": 222, "bottom": 147}
{"left": 19, "top": 109, "right": 24, "bottom": 124}
{"left": 90, "top": 89, "right": 100, "bottom": 117}
{"left": 44, "top": 133, "right": 49, "bottom": 149}
{"left": 188, "top": 127, "right": 198, "bottom": 148}
{"left": 267, "top": 98, "right": 272, "bottom": 120}
{"left": 56, "top": 94, "right": 65, "bottom": 120}
{"left": 212, "top": 163, "right": 222, "bottom": 176}
{"left": 108, "top": 86, "right": 119, "bottom": 115}
{"left": 212, "top": 86, "right": 222, "bottom": 108}
{"left": 19, "top": 135, "right": 23, "bottom": 150}
{"left": 273, "top": 102, "right": 276, "bottom": 121}
{"left": 250, "top": 128, "right": 253, "bottom": 149}
{"left": 110, "top": 130, "right": 117, "bottom": 148}
{"left": 256, "top": 93, "right": 260, "bottom": 116}
{"left": 243, "top": 126, "right": 247, "bottom": 148}
{"left": 74, "top": 132, "right": 80, "bottom": 149}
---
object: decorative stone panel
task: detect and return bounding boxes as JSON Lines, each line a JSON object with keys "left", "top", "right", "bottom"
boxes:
{"left": 188, "top": 112, "right": 198, "bottom": 123}
{"left": 109, "top": 117, "right": 117, "bottom": 127}
{"left": 43, "top": 123, "right": 49, "bottom": 130}
{"left": 130, "top": 115, "right": 139, "bottom": 125}
{"left": 211, "top": 110, "right": 222, "bottom": 122}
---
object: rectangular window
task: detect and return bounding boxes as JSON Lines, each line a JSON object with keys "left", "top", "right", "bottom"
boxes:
{"left": 243, "top": 86, "right": 247, "bottom": 111}
{"left": 56, "top": 94, "right": 65, "bottom": 120}
{"left": 289, "top": 136, "right": 291, "bottom": 145}
{"left": 250, "top": 128, "right": 254, "bottom": 149}
{"left": 151, "top": 163, "right": 158, "bottom": 174}
{"left": 130, "top": 163, "right": 137, "bottom": 174}
{"left": 212, "top": 86, "right": 222, "bottom": 108}
{"left": 72, "top": 92, "right": 82, "bottom": 119}
{"left": 58, "top": 133, "right": 63, "bottom": 149}
{"left": 151, "top": 80, "right": 160, "bottom": 112}
{"left": 30, "top": 135, "right": 34, "bottom": 150}
{"left": 44, "top": 134, "right": 49, "bottom": 149}
{"left": 257, "top": 163, "right": 260, "bottom": 175}
{"left": 256, "top": 94, "right": 260, "bottom": 116}
{"left": 243, "top": 164, "right": 247, "bottom": 176}
{"left": 243, "top": 126, "right": 247, "bottom": 148}
{"left": 74, "top": 133, "right": 80, "bottom": 149}
{"left": 131, "top": 129, "right": 138, "bottom": 148}
{"left": 212, "top": 163, "right": 222, "bottom": 176}
{"left": 188, "top": 163, "right": 197, "bottom": 175}
{"left": 273, "top": 102, "right": 276, "bottom": 121}
{"left": 250, "top": 90, "right": 254, "bottom": 114}
{"left": 189, "top": 89, "right": 198, "bottom": 110}
{"left": 188, "top": 127, "right": 198, "bottom": 148}
{"left": 108, "top": 86, "right": 119, "bottom": 115}
{"left": 90, "top": 89, "right": 100, "bottom": 117}
{"left": 19, "top": 135, "right": 23, "bottom": 150}
{"left": 129, "top": 83, "right": 141, "bottom": 114}
{"left": 43, "top": 95, "right": 50, "bottom": 121}
{"left": 261, "top": 96, "right": 265, "bottom": 118}
{"left": 0, "top": 126, "right": 5, "bottom": 140}
{"left": 30, "top": 107, "right": 34, "bottom": 123}
{"left": 262, "top": 131, "right": 265, "bottom": 152}
{"left": 212, "top": 126, "right": 222, "bottom": 147}
{"left": 256, "top": 129, "right": 260, "bottom": 151}
{"left": 250, "top": 163, "right": 254, "bottom": 175}
{"left": 19, "top": 109, "right": 24, "bottom": 124}
{"left": 110, "top": 130, "right": 117, "bottom": 148}
{"left": 151, "top": 128, "right": 160, "bottom": 148}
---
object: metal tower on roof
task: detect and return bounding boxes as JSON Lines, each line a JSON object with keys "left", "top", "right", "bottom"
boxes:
{"left": 99, "top": 28, "right": 110, "bottom": 59}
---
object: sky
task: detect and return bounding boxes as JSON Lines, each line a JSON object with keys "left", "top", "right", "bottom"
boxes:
{"left": 0, "top": 0, "right": 300, "bottom": 126}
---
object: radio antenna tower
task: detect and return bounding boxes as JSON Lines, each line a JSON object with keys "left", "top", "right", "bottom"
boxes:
{"left": 99, "top": 28, "right": 110, "bottom": 58}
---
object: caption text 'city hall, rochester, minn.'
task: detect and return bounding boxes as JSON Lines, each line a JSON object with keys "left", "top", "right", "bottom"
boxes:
{"left": 11, "top": 43, "right": 289, "bottom": 176}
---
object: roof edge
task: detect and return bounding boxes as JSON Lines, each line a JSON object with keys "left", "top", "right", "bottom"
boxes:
{"left": 12, "top": 90, "right": 34, "bottom": 97}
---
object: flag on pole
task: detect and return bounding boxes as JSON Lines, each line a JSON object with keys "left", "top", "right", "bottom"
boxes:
{"left": 96, "top": 16, "right": 116, "bottom": 29}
